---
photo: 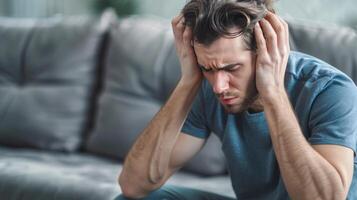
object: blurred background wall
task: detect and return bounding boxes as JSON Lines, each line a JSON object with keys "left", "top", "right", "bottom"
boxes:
{"left": 0, "top": 0, "right": 356, "bottom": 28}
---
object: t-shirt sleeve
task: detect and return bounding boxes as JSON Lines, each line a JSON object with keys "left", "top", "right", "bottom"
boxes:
{"left": 181, "top": 84, "right": 211, "bottom": 139}
{"left": 308, "top": 76, "right": 357, "bottom": 154}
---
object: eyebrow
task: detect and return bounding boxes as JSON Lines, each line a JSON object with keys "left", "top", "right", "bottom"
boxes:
{"left": 199, "top": 63, "right": 242, "bottom": 71}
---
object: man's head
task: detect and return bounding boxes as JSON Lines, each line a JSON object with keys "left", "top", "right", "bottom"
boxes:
{"left": 182, "top": 0, "right": 274, "bottom": 113}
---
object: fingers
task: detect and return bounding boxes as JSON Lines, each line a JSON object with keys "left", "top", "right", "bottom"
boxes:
{"left": 172, "top": 14, "right": 194, "bottom": 48}
{"left": 171, "top": 14, "right": 183, "bottom": 26}
{"left": 277, "top": 15, "right": 290, "bottom": 50}
{"left": 264, "top": 12, "right": 286, "bottom": 51}
{"left": 259, "top": 18, "right": 278, "bottom": 56}
{"left": 172, "top": 14, "right": 185, "bottom": 41}
{"left": 254, "top": 21, "right": 268, "bottom": 56}
{"left": 183, "top": 25, "right": 193, "bottom": 46}
{"left": 255, "top": 12, "right": 290, "bottom": 57}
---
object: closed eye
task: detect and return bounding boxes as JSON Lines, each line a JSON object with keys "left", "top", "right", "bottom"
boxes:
{"left": 224, "top": 64, "right": 241, "bottom": 72}
{"left": 199, "top": 63, "right": 241, "bottom": 72}
{"left": 199, "top": 65, "right": 213, "bottom": 72}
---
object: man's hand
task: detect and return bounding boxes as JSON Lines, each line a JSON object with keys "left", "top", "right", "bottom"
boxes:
{"left": 171, "top": 14, "right": 202, "bottom": 82}
{"left": 254, "top": 12, "right": 290, "bottom": 102}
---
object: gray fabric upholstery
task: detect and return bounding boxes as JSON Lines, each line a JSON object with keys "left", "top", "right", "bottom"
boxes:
{"left": 0, "top": 15, "right": 110, "bottom": 151}
{"left": 0, "top": 146, "right": 234, "bottom": 200}
{"left": 0, "top": 147, "right": 120, "bottom": 200}
{"left": 288, "top": 19, "right": 357, "bottom": 83}
{"left": 86, "top": 16, "right": 227, "bottom": 176}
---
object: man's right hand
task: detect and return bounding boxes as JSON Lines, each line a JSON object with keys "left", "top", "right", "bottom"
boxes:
{"left": 171, "top": 14, "right": 202, "bottom": 82}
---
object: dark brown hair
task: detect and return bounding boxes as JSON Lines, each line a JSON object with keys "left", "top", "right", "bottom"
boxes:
{"left": 182, "top": 0, "right": 275, "bottom": 50}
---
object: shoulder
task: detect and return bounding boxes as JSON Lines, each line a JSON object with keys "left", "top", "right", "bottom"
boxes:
{"left": 284, "top": 51, "right": 357, "bottom": 122}
{"left": 285, "top": 51, "right": 356, "bottom": 97}
{"left": 286, "top": 51, "right": 351, "bottom": 81}
{"left": 285, "top": 52, "right": 357, "bottom": 149}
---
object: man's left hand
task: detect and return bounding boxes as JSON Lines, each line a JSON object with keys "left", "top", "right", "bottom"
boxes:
{"left": 254, "top": 12, "right": 290, "bottom": 102}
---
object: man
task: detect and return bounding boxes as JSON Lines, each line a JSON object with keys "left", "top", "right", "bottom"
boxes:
{"left": 117, "top": 0, "right": 357, "bottom": 199}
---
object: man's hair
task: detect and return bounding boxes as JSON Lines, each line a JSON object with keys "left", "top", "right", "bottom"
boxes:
{"left": 182, "top": 0, "right": 275, "bottom": 50}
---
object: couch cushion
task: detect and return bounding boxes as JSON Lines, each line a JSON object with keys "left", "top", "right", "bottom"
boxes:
{"left": 0, "top": 146, "right": 234, "bottom": 200}
{"left": 85, "top": 16, "right": 227, "bottom": 176}
{"left": 0, "top": 13, "right": 112, "bottom": 151}
{"left": 0, "top": 147, "right": 120, "bottom": 200}
{"left": 288, "top": 19, "right": 357, "bottom": 83}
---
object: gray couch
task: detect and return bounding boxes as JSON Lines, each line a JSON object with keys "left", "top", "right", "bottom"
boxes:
{"left": 0, "top": 10, "right": 356, "bottom": 200}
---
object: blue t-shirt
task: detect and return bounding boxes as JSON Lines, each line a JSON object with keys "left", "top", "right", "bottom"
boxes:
{"left": 181, "top": 51, "right": 357, "bottom": 199}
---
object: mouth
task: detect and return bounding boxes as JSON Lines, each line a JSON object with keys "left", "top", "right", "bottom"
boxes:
{"left": 220, "top": 97, "right": 238, "bottom": 105}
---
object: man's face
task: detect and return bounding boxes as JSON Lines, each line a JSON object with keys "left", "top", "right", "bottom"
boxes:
{"left": 194, "top": 35, "right": 258, "bottom": 114}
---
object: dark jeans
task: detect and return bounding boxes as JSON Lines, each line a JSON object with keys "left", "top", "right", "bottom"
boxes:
{"left": 114, "top": 185, "right": 236, "bottom": 200}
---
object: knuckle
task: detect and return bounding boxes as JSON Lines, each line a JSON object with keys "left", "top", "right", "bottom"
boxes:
{"left": 279, "top": 49, "right": 286, "bottom": 57}
{"left": 271, "top": 56, "right": 279, "bottom": 64}
{"left": 280, "top": 48, "right": 289, "bottom": 57}
{"left": 275, "top": 25, "right": 284, "bottom": 34}
{"left": 267, "top": 34, "right": 277, "bottom": 42}
{"left": 171, "top": 19, "right": 179, "bottom": 26}
{"left": 281, "top": 46, "right": 288, "bottom": 53}
{"left": 260, "top": 59, "right": 270, "bottom": 66}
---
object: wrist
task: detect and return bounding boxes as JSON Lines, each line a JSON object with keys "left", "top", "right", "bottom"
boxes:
{"left": 261, "top": 87, "right": 289, "bottom": 108}
{"left": 179, "top": 75, "right": 202, "bottom": 87}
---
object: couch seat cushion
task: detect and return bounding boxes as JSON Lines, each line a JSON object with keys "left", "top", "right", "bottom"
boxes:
{"left": 0, "top": 146, "right": 234, "bottom": 200}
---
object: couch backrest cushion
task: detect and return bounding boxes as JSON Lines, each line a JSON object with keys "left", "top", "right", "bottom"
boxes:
{"left": 288, "top": 19, "right": 357, "bottom": 83}
{"left": 85, "top": 16, "right": 227, "bottom": 176}
{"left": 0, "top": 13, "right": 111, "bottom": 152}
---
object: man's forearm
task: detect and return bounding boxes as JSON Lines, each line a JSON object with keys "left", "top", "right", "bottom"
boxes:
{"left": 119, "top": 77, "right": 201, "bottom": 197}
{"left": 262, "top": 91, "right": 346, "bottom": 200}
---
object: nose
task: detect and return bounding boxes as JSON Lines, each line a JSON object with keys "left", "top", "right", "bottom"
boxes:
{"left": 212, "top": 71, "right": 229, "bottom": 94}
